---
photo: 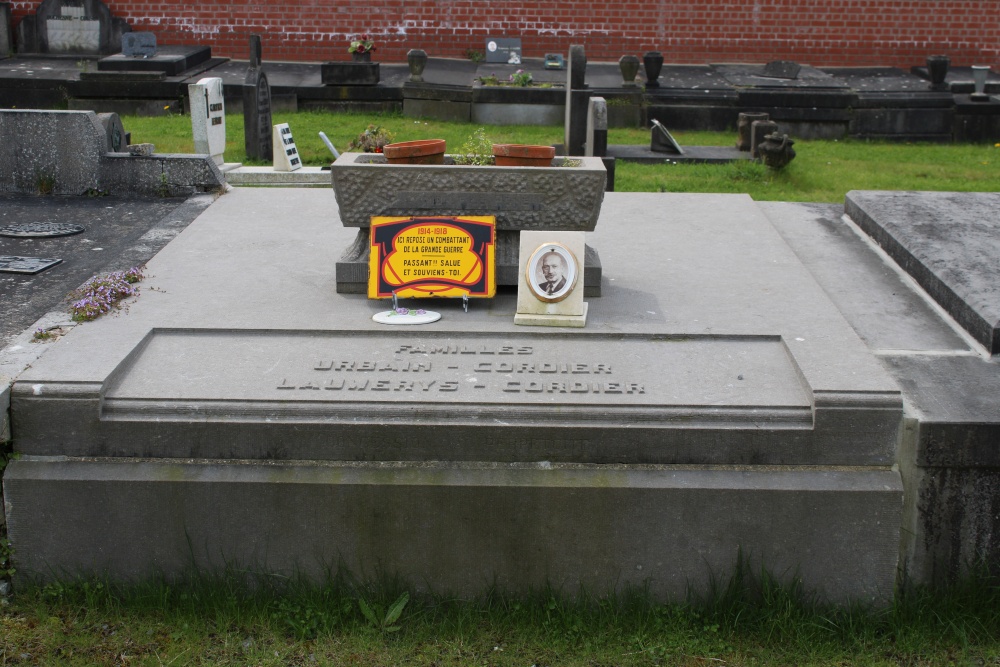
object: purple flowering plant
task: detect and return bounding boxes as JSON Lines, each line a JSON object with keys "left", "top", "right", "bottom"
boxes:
{"left": 69, "top": 266, "right": 145, "bottom": 322}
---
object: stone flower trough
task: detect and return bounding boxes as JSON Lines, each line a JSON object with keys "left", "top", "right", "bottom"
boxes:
{"left": 330, "top": 152, "right": 607, "bottom": 296}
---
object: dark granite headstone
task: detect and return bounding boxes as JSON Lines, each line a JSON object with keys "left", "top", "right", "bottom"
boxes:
{"left": 762, "top": 60, "right": 801, "bottom": 80}
{"left": 97, "top": 112, "right": 126, "bottom": 152}
{"left": 242, "top": 35, "right": 272, "bottom": 162}
{"left": 15, "top": 0, "right": 130, "bottom": 55}
{"left": 650, "top": 119, "right": 683, "bottom": 154}
{"left": 121, "top": 31, "right": 156, "bottom": 57}
{"left": 564, "top": 45, "right": 589, "bottom": 156}
{"left": 485, "top": 36, "right": 521, "bottom": 64}
{"left": 0, "top": 2, "right": 12, "bottom": 58}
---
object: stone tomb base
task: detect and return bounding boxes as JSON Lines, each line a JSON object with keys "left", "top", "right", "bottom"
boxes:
{"left": 5, "top": 189, "right": 903, "bottom": 603}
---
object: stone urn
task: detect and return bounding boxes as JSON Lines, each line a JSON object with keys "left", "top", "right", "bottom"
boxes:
{"left": 643, "top": 51, "right": 664, "bottom": 88}
{"left": 971, "top": 65, "right": 991, "bottom": 101}
{"left": 407, "top": 48, "right": 428, "bottom": 82}
{"left": 382, "top": 139, "right": 446, "bottom": 164}
{"left": 757, "top": 132, "right": 796, "bottom": 169}
{"left": 351, "top": 51, "right": 372, "bottom": 63}
{"left": 926, "top": 55, "right": 950, "bottom": 91}
{"left": 619, "top": 55, "right": 640, "bottom": 86}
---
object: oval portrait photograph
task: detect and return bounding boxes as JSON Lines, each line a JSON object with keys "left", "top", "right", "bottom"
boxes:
{"left": 526, "top": 242, "right": 579, "bottom": 303}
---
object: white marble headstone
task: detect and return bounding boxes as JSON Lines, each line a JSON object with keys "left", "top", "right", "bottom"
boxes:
{"left": 272, "top": 123, "right": 301, "bottom": 172}
{"left": 46, "top": 6, "right": 100, "bottom": 53}
{"left": 188, "top": 77, "right": 226, "bottom": 165}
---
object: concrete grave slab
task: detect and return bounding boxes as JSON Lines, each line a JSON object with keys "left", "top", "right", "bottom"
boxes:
{"left": 758, "top": 195, "right": 1000, "bottom": 588}
{"left": 98, "top": 46, "right": 212, "bottom": 76}
{"left": 760, "top": 201, "right": 971, "bottom": 353}
{"left": 5, "top": 189, "right": 903, "bottom": 600}
{"left": 846, "top": 191, "right": 1000, "bottom": 354}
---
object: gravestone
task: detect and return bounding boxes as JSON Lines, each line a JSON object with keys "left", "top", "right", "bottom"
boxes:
{"left": 15, "top": 0, "right": 130, "bottom": 55}
{"left": 564, "top": 45, "right": 589, "bottom": 156}
{"left": 750, "top": 119, "right": 779, "bottom": 158}
{"left": 736, "top": 112, "right": 769, "bottom": 151}
{"left": 485, "top": 37, "right": 521, "bottom": 64}
{"left": 189, "top": 77, "right": 226, "bottom": 165}
{"left": 97, "top": 112, "right": 126, "bottom": 152}
{"left": 272, "top": 123, "right": 301, "bottom": 172}
{"left": 4, "top": 187, "right": 905, "bottom": 603}
{"left": 0, "top": 3, "right": 12, "bottom": 58}
{"left": 650, "top": 119, "right": 684, "bottom": 154}
{"left": 585, "top": 96, "right": 607, "bottom": 157}
{"left": 242, "top": 35, "right": 272, "bottom": 162}
{"left": 121, "top": 31, "right": 156, "bottom": 57}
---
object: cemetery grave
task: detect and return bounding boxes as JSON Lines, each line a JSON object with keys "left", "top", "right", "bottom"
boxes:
{"left": 0, "top": 26, "right": 999, "bottom": 605}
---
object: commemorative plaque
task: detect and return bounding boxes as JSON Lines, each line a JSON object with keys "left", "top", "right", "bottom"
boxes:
{"left": 368, "top": 216, "right": 496, "bottom": 299}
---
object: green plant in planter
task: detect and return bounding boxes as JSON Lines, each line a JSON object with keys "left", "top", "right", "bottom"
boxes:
{"left": 477, "top": 73, "right": 501, "bottom": 86}
{"left": 347, "top": 124, "right": 395, "bottom": 153}
{"left": 509, "top": 69, "right": 533, "bottom": 86}
{"left": 452, "top": 127, "right": 494, "bottom": 165}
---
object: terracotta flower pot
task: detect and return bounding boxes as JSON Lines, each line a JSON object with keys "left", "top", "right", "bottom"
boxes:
{"left": 382, "top": 139, "right": 446, "bottom": 164}
{"left": 491, "top": 143, "right": 556, "bottom": 167}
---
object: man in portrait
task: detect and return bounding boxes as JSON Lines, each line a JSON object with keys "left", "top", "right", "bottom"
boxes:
{"left": 538, "top": 251, "right": 567, "bottom": 295}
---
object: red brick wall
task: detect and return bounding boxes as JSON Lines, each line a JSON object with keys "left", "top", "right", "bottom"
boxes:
{"left": 9, "top": 0, "right": 1000, "bottom": 67}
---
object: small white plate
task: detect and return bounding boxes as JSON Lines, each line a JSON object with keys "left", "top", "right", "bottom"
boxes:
{"left": 372, "top": 308, "right": 442, "bottom": 325}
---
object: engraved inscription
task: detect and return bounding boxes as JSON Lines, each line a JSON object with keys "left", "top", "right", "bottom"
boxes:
{"left": 276, "top": 340, "right": 643, "bottom": 395}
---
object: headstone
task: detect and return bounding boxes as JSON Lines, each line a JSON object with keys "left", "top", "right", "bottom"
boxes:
{"left": 485, "top": 37, "right": 521, "bottom": 64}
{"left": 242, "top": 35, "right": 272, "bottom": 162}
{"left": 650, "top": 119, "right": 683, "bottom": 154}
{"left": 189, "top": 77, "right": 226, "bottom": 165}
{"left": 750, "top": 119, "right": 780, "bottom": 158}
{"left": 0, "top": 3, "right": 12, "bottom": 58}
{"left": 96, "top": 112, "right": 126, "bottom": 152}
{"left": 16, "top": 0, "right": 130, "bottom": 55}
{"left": 544, "top": 53, "right": 564, "bottom": 70}
{"left": 272, "top": 123, "right": 301, "bottom": 172}
{"left": 761, "top": 60, "right": 801, "bottom": 80}
{"left": 568, "top": 44, "right": 587, "bottom": 90}
{"left": 564, "top": 45, "right": 589, "bottom": 156}
{"left": 585, "top": 97, "right": 607, "bottom": 157}
{"left": 121, "top": 31, "right": 156, "bottom": 57}
{"left": 736, "top": 112, "right": 769, "bottom": 151}
{"left": 46, "top": 4, "right": 99, "bottom": 52}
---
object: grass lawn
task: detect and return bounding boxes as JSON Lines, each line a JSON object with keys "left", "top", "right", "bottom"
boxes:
{"left": 2, "top": 566, "right": 999, "bottom": 666}
{"left": 123, "top": 111, "right": 1000, "bottom": 204}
